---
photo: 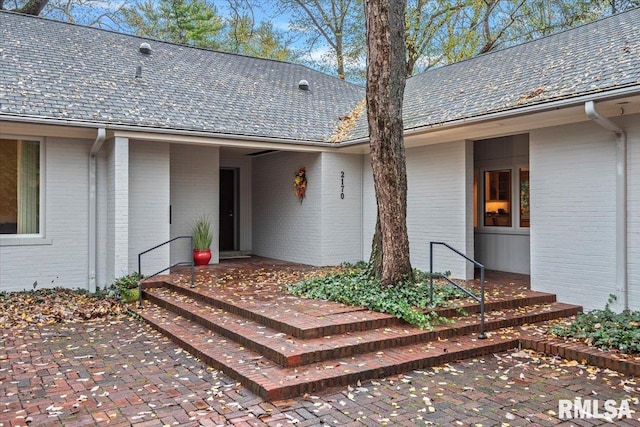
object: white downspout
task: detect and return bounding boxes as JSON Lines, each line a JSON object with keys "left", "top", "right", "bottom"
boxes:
{"left": 585, "top": 101, "right": 628, "bottom": 311}
{"left": 89, "top": 127, "right": 106, "bottom": 293}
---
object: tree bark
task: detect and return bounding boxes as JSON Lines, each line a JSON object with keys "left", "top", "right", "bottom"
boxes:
{"left": 365, "top": 0, "right": 412, "bottom": 286}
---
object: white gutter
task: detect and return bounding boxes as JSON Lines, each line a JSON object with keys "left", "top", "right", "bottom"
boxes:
{"left": 585, "top": 101, "right": 628, "bottom": 311}
{"left": 88, "top": 127, "right": 106, "bottom": 293}
{"left": 0, "top": 113, "right": 333, "bottom": 148}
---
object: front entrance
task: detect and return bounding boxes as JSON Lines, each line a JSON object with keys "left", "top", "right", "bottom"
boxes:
{"left": 220, "top": 168, "right": 238, "bottom": 251}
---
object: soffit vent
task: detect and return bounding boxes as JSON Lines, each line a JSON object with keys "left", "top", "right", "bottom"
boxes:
{"left": 139, "top": 42, "right": 152, "bottom": 54}
{"left": 298, "top": 79, "right": 309, "bottom": 91}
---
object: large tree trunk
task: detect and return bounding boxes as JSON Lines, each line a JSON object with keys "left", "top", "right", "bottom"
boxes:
{"left": 365, "top": 0, "right": 412, "bottom": 286}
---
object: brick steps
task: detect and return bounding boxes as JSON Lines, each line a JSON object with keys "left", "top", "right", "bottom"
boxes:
{"left": 143, "top": 279, "right": 558, "bottom": 338}
{"left": 143, "top": 280, "right": 396, "bottom": 339}
{"left": 143, "top": 286, "right": 579, "bottom": 368}
{"left": 133, "top": 268, "right": 583, "bottom": 401}
{"left": 135, "top": 302, "right": 523, "bottom": 401}
{"left": 434, "top": 292, "right": 557, "bottom": 318}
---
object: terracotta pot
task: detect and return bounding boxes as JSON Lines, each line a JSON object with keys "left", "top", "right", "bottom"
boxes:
{"left": 193, "top": 249, "right": 212, "bottom": 266}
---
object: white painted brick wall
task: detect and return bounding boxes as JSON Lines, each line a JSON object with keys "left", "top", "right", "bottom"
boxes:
{"left": 252, "top": 152, "right": 322, "bottom": 265}
{"left": 170, "top": 144, "right": 219, "bottom": 265}
{"left": 319, "top": 152, "right": 363, "bottom": 265}
{"left": 362, "top": 141, "right": 472, "bottom": 279}
{"left": 406, "top": 141, "right": 472, "bottom": 278}
{"left": 129, "top": 141, "right": 170, "bottom": 276}
{"left": 220, "top": 149, "right": 252, "bottom": 251}
{"left": 0, "top": 137, "right": 91, "bottom": 291}
{"left": 530, "top": 121, "right": 618, "bottom": 310}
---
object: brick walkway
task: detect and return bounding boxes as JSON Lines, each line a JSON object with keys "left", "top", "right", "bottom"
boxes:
{"left": 2, "top": 317, "right": 638, "bottom": 426}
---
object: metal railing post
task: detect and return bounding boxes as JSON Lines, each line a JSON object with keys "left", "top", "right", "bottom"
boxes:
{"left": 190, "top": 235, "right": 195, "bottom": 288}
{"left": 138, "top": 253, "right": 143, "bottom": 308}
{"left": 429, "top": 242, "right": 434, "bottom": 305}
{"left": 479, "top": 266, "right": 486, "bottom": 339}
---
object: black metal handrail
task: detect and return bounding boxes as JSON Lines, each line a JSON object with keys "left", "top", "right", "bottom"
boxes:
{"left": 137, "top": 235, "right": 195, "bottom": 307}
{"left": 429, "top": 241, "right": 486, "bottom": 339}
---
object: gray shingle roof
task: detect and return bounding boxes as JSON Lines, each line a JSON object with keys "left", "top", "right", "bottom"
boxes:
{"left": 349, "top": 7, "right": 640, "bottom": 140}
{"left": 0, "top": 11, "right": 364, "bottom": 143}
{"left": 416, "top": 9, "right": 640, "bottom": 120}
{"left": 2, "top": 8, "right": 639, "bottom": 144}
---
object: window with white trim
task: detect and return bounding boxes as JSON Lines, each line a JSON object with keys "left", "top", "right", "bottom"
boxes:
{"left": 484, "top": 169, "right": 512, "bottom": 227}
{"left": 0, "top": 139, "right": 40, "bottom": 235}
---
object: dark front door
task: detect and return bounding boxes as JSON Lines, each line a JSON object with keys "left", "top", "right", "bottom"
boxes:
{"left": 219, "top": 169, "right": 236, "bottom": 251}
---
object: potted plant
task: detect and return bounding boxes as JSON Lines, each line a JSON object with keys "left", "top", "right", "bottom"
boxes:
{"left": 192, "top": 216, "right": 212, "bottom": 266}
{"left": 111, "top": 272, "right": 143, "bottom": 303}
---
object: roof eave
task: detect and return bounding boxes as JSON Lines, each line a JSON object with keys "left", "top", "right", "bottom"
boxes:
{"left": 3, "top": 84, "right": 639, "bottom": 150}
{"left": 339, "top": 84, "right": 640, "bottom": 147}
{"left": 0, "top": 113, "right": 338, "bottom": 150}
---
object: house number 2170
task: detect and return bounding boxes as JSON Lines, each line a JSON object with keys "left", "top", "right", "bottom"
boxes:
{"left": 340, "top": 171, "right": 345, "bottom": 199}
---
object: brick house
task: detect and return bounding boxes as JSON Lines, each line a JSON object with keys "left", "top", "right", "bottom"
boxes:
{"left": 1, "top": 8, "right": 639, "bottom": 311}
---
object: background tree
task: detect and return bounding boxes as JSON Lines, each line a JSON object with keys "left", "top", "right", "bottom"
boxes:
{"left": 404, "top": 0, "right": 467, "bottom": 75}
{"left": 365, "top": 0, "right": 412, "bottom": 285}
{"left": 223, "top": 13, "right": 298, "bottom": 60}
{"left": 602, "top": 0, "right": 640, "bottom": 13}
{"left": 0, "top": 0, "right": 126, "bottom": 28}
{"left": 121, "top": 0, "right": 296, "bottom": 60}
{"left": 1, "top": 0, "right": 48, "bottom": 15}
{"left": 272, "top": 0, "right": 365, "bottom": 80}
{"left": 411, "top": 0, "right": 606, "bottom": 73}
{"left": 122, "top": 0, "right": 224, "bottom": 48}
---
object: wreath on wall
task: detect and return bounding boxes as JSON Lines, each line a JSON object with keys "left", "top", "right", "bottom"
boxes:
{"left": 294, "top": 167, "right": 307, "bottom": 203}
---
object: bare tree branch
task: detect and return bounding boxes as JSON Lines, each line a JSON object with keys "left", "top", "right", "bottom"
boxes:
{"left": 13, "top": 0, "right": 49, "bottom": 15}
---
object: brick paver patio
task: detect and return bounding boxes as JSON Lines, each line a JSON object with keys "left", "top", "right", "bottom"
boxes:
{"left": 2, "top": 316, "right": 638, "bottom": 426}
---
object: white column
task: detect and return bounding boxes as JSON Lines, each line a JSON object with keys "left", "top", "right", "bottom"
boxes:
{"left": 112, "top": 136, "right": 129, "bottom": 278}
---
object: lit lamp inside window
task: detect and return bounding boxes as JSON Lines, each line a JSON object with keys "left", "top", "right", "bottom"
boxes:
{"left": 484, "top": 170, "right": 511, "bottom": 227}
